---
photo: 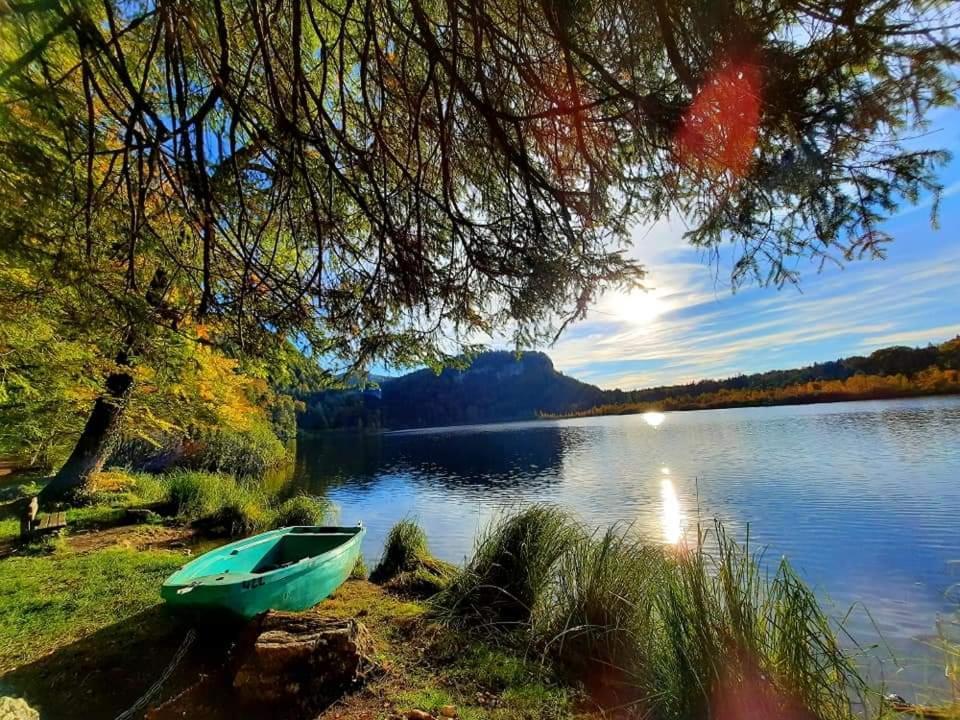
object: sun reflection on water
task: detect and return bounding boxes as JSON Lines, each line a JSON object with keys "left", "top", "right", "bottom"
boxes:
{"left": 660, "top": 477, "right": 684, "bottom": 545}
{"left": 642, "top": 411, "right": 666, "bottom": 428}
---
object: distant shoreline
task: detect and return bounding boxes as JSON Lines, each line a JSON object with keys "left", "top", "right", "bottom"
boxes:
{"left": 540, "top": 385, "right": 960, "bottom": 420}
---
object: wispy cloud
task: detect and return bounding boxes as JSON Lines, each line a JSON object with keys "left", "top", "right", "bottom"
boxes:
{"left": 550, "top": 225, "right": 960, "bottom": 389}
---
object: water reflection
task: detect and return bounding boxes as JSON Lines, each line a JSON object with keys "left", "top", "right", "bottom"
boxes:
{"left": 293, "top": 424, "right": 587, "bottom": 498}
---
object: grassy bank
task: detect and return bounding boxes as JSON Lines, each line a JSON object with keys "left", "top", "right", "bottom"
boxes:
{"left": 0, "top": 503, "right": 581, "bottom": 719}
{"left": 0, "top": 543, "right": 184, "bottom": 672}
{"left": 0, "top": 468, "right": 334, "bottom": 672}
{"left": 428, "top": 508, "right": 910, "bottom": 720}
{"left": 1, "top": 469, "right": 332, "bottom": 544}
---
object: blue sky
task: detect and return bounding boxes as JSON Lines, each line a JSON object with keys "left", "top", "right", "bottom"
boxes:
{"left": 549, "top": 108, "right": 960, "bottom": 390}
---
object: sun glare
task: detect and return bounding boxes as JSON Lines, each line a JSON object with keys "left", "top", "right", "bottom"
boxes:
{"left": 606, "top": 289, "right": 668, "bottom": 326}
{"left": 594, "top": 288, "right": 672, "bottom": 328}
{"left": 642, "top": 411, "right": 666, "bottom": 427}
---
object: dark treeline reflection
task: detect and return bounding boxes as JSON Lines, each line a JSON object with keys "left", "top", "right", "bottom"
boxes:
{"left": 291, "top": 424, "right": 589, "bottom": 497}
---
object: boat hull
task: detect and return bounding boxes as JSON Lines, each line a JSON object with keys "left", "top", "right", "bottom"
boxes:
{"left": 161, "top": 526, "right": 365, "bottom": 619}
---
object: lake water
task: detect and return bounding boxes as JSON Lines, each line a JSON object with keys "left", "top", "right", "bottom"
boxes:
{"left": 292, "top": 396, "right": 960, "bottom": 696}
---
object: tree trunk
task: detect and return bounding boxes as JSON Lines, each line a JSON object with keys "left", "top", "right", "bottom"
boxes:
{"left": 39, "top": 369, "right": 133, "bottom": 504}
{"left": 232, "top": 612, "right": 376, "bottom": 714}
{"left": 40, "top": 269, "right": 172, "bottom": 506}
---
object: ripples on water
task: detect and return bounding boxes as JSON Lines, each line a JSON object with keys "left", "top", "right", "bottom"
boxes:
{"left": 291, "top": 397, "right": 960, "bottom": 695}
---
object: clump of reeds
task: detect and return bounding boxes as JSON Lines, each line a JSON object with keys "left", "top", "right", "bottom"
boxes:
{"left": 166, "top": 470, "right": 271, "bottom": 536}
{"left": 434, "top": 505, "right": 581, "bottom": 629}
{"left": 351, "top": 554, "right": 368, "bottom": 580}
{"left": 435, "top": 508, "right": 872, "bottom": 720}
{"left": 371, "top": 519, "right": 454, "bottom": 595}
{"left": 544, "top": 526, "right": 667, "bottom": 703}
{"left": 165, "top": 471, "right": 335, "bottom": 537}
{"left": 371, "top": 519, "right": 430, "bottom": 581}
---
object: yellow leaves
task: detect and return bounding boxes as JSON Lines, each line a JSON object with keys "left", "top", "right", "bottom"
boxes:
{"left": 170, "top": 341, "right": 268, "bottom": 433}
{"left": 88, "top": 470, "right": 137, "bottom": 493}
{"left": 141, "top": 408, "right": 183, "bottom": 436}
{"left": 550, "top": 366, "right": 960, "bottom": 419}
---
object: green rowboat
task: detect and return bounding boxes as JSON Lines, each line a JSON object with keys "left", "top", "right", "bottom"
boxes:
{"left": 161, "top": 525, "right": 365, "bottom": 619}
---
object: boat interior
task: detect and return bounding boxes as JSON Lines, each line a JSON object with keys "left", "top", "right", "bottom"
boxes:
{"left": 188, "top": 527, "right": 361, "bottom": 578}
{"left": 251, "top": 529, "right": 358, "bottom": 574}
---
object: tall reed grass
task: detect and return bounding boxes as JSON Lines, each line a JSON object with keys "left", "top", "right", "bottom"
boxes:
{"left": 434, "top": 506, "right": 874, "bottom": 720}
{"left": 161, "top": 470, "right": 332, "bottom": 535}
{"left": 436, "top": 506, "right": 580, "bottom": 629}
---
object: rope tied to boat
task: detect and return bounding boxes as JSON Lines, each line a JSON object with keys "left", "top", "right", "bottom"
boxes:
{"left": 113, "top": 628, "right": 197, "bottom": 720}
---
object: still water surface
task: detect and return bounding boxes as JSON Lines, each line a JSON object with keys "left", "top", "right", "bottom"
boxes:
{"left": 292, "top": 397, "right": 960, "bottom": 692}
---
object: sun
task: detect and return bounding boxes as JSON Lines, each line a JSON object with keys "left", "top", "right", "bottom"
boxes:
{"left": 600, "top": 288, "right": 669, "bottom": 326}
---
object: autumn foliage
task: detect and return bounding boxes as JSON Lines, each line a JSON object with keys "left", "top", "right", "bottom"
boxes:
{"left": 547, "top": 366, "right": 960, "bottom": 418}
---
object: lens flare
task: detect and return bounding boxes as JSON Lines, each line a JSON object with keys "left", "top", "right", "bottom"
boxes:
{"left": 675, "top": 56, "right": 762, "bottom": 181}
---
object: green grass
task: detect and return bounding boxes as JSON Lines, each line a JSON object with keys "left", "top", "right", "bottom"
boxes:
{"left": 648, "top": 524, "right": 871, "bottom": 720}
{"left": 0, "top": 479, "right": 42, "bottom": 503}
{"left": 404, "top": 632, "right": 575, "bottom": 720}
{"left": 1, "top": 484, "right": 892, "bottom": 720}
{"left": 86, "top": 471, "right": 168, "bottom": 507}
{"left": 0, "top": 544, "right": 183, "bottom": 672}
{"left": 370, "top": 519, "right": 455, "bottom": 594}
{"left": 351, "top": 554, "right": 368, "bottom": 580}
{"left": 320, "top": 581, "right": 576, "bottom": 720}
{"left": 545, "top": 525, "right": 667, "bottom": 688}
{"left": 64, "top": 505, "right": 129, "bottom": 529}
{"left": 0, "top": 516, "right": 19, "bottom": 541}
{"left": 3, "top": 469, "right": 341, "bottom": 544}
{"left": 371, "top": 519, "right": 431, "bottom": 582}
{"left": 165, "top": 469, "right": 273, "bottom": 535}
{"left": 166, "top": 471, "right": 342, "bottom": 536}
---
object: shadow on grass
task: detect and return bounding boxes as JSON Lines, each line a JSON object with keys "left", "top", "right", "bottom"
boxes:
{"left": 0, "top": 606, "right": 235, "bottom": 720}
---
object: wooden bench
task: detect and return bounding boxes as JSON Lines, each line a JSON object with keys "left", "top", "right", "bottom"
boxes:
{"left": 20, "top": 511, "right": 67, "bottom": 539}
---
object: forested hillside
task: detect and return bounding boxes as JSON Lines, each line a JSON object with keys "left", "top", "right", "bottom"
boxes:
{"left": 297, "top": 352, "right": 604, "bottom": 430}
{"left": 297, "top": 338, "right": 960, "bottom": 430}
